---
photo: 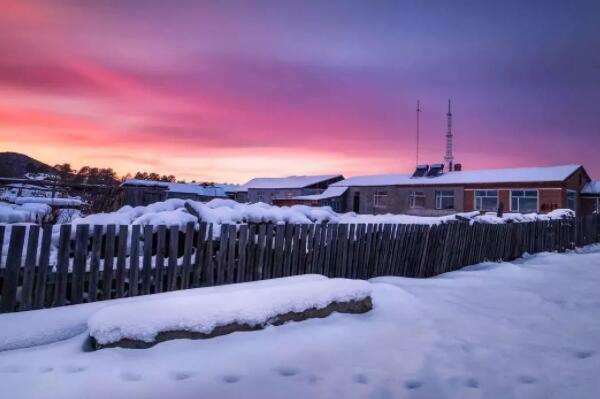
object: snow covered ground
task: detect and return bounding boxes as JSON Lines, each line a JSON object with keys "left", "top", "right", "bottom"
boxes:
{"left": 1, "top": 246, "right": 600, "bottom": 399}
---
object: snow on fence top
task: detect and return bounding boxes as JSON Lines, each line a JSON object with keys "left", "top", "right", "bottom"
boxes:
{"left": 236, "top": 174, "right": 342, "bottom": 192}
{"left": 63, "top": 199, "right": 576, "bottom": 239}
{"left": 88, "top": 277, "right": 372, "bottom": 346}
{"left": 332, "top": 164, "right": 582, "bottom": 187}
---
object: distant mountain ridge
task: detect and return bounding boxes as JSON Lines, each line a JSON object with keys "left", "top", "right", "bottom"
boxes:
{"left": 0, "top": 152, "right": 56, "bottom": 178}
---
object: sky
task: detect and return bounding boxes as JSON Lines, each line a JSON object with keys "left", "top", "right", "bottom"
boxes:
{"left": 0, "top": 0, "right": 598, "bottom": 183}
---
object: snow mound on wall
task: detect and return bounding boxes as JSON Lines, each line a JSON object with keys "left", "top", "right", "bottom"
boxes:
{"left": 88, "top": 278, "right": 372, "bottom": 345}
{"left": 0, "top": 202, "right": 52, "bottom": 223}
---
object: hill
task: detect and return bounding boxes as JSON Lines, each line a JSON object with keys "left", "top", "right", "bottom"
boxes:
{"left": 0, "top": 152, "right": 56, "bottom": 178}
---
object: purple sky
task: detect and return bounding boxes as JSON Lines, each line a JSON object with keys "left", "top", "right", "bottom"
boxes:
{"left": 0, "top": 0, "right": 598, "bottom": 182}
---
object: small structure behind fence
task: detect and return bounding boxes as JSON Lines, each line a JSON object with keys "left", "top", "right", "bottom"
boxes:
{"left": 1, "top": 215, "right": 599, "bottom": 313}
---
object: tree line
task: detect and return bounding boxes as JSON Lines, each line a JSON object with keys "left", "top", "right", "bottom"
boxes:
{"left": 52, "top": 163, "right": 180, "bottom": 185}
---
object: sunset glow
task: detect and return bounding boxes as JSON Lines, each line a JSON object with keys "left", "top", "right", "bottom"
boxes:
{"left": 1, "top": 1, "right": 598, "bottom": 182}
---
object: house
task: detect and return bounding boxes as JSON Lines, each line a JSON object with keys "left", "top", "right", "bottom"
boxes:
{"left": 581, "top": 181, "right": 600, "bottom": 214}
{"left": 233, "top": 175, "right": 344, "bottom": 205}
{"left": 330, "top": 164, "right": 593, "bottom": 216}
{"left": 122, "top": 180, "right": 237, "bottom": 206}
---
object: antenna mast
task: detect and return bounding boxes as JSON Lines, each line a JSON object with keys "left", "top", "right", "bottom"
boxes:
{"left": 416, "top": 100, "right": 421, "bottom": 166}
{"left": 445, "top": 98, "right": 454, "bottom": 171}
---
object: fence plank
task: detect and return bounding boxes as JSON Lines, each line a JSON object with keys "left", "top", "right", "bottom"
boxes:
{"left": 256, "top": 224, "right": 266, "bottom": 280}
{"left": 70, "top": 225, "right": 89, "bottom": 305}
{"left": 33, "top": 225, "right": 53, "bottom": 309}
{"left": 102, "top": 225, "right": 116, "bottom": 300}
{"left": 181, "top": 222, "right": 195, "bottom": 289}
{"left": 237, "top": 224, "right": 248, "bottom": 283}
{"left": 20, "top": 225, "right": 40, "bottom": 311}
{"left": 166, "top": 225, "right": 179, "bottom": 290}
{"left": 0, "top": 225, "right": 4, "bottom": 269}
{"left": 1, "top": 225, "right": 26, "bottom": 312}
{"left": 323, "top": 223, "right": 336, "bottom": 277}
{"left": 141, "top": 225, "right": 154, "bottom": 295}
{"left": 154, "top": 225, "right": 166, "bottom": 292}
{"left": 114, "top": 225, "right": 128, "bottom": 298}
{"left": 204, "top": 224, "right": 215, "bottom": 285}
{"left": 273, "top": 225, "right": 285, "bottom": 277}
{"left": 297, "top": 224, "right": 309, "bottom": 276}
{"left": 351, "top": 224, "right": 364, "bottom": 278}
{"left": 264, "top": 224, "right": 275, "bottom": 279}
{"left": 226, "top": 224, "right": 237, "bottom": 284}
{"left": 313, "top": 224, "right": 326, "bottom": 275}
{"left": 53, "top": 224, "right": 71, "bottom": 307}
{"left": 128, "top": 225, "right": 140, "bottom": 296}
{"left": 282, "top": 224, "right": 294, "bottom": 276}
{"left": 88, "top": 225, "right": 103, "bottom": 302}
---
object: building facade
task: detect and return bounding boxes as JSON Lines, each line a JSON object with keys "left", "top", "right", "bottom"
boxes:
{"left": 331, "top": 164, "right": 593, "bottom": 216}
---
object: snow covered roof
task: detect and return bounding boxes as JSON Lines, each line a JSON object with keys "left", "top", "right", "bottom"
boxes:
{"left": 582, "top": 181, "right": 600, "bottom": 194}
{"left": 332, "top": 165, "right": 583, "bottom": 187}
{"left": 236, "top": 175, "right": 342, "bottom": 192}
{"left": 122, "top": 179, "right": 237, "bottom": 197}
{"left": 294, "top": 186, "right": 348, "bottom": 201}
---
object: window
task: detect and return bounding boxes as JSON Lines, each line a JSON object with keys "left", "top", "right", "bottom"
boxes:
{"left": 409, "top": 191, "right": 425, "bottom": 208}
{"left": 435, "top": 190, "right": 455, "bottom": 209}
{"left": 511, "top": 190, "right": 538, "bottom": 213}
{"left": 256, "top": 192, "right": 265, "bottom": 203}
{"left": 474, "top": 190, "right": 498, "bottom": 211}
{"left": 566, "top": 190, "right": 577, "bottom": 212}
{"left": 374, "top": 191, "right": 387, "bottom": 207}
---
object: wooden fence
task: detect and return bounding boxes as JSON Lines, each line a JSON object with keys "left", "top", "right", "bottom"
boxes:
{"left": 1, "top": 215, "right": 599, "bottom": 313}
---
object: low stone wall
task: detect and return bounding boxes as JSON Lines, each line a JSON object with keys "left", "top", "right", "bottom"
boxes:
{"left": 91, "top": 296, "right": 373, "bottom": 350}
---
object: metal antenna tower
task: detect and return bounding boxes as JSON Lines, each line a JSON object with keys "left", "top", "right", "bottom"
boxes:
{"left": 445, "top": 98, "right": 454, "bottom": 171}
{"left": 416, "top": 100, "right": 421, "bottom": 166}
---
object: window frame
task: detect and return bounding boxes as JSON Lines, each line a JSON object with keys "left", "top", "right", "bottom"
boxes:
{"left": 435, "top": 190, "right": 455, "bottom": 210}
{"left": 510, "top": 189, "right": 539, "bottom": 213}
{"left": 373, "top": 191, "right": 388, "bottom": 207}
{"left": 474, "top": 190, "right": 499, "bottom": 211}
{"left": 409, "top": 191, "right": 426, "bottom": 209}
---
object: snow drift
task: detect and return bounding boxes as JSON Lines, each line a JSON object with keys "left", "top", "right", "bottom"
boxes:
{"left": 88, "top": 277, "right": 372, "bottom": 348}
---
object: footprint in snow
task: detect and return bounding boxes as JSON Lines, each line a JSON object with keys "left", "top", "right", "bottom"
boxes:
{"left": 0, "top": 365, "right": 23, "bottom": 373}
{"left": 63, "top": 365, "right": 86, "bottom": 374}
{"left": 121, "top": 372, "right": 142, "bottom": 382}
{"left": 573, "top": 350, "right": 594, "bottom": 359}
{"left": 405, "top": 380, "right": 422, "bottom": 390}
{"left": 221, "top": 374, "right": 241, "bottom": 384}
{"left": 518, "top": 375, "right": 537, "bottom": 384}
{"left": 464, "top": 378, "right": 479, "bottom": 388}
{"left": 352, "top": 373, "right": 369, "bottom": 385}
{"left": 171, "top": 371, "right": 194, "bottom": 381}
{"left": 39, "top": 366, "right": 54, "bottom": 373}
{"left": 275, "top": 367, "right": 301, "bottom": 377}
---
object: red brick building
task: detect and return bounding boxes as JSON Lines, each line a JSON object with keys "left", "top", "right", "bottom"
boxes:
{"left": 329, "top": 164, "right": 594, "bottom": 216}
